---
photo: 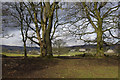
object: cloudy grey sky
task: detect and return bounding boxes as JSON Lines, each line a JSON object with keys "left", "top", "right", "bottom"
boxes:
{"left": 1, "top": 27, "right": 86, "bottom": 46}
{"left": 1, "top": 1, "right": 119, "bottom": 47}
{"left": 1, "top": 28, "right": 22, "bottom": 46}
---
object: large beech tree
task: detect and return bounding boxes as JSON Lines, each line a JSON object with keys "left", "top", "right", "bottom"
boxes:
{"left": 82, "top": 2, "right": 119, "bottom": 56}
{"left": 22, "top": 2, "right": 59, "bottom": 57}
{"left": 63, "top": 2, "right": 120, "bottom": 57}
{"left": 2, "top": 2, "right": 59, "bottom": 57}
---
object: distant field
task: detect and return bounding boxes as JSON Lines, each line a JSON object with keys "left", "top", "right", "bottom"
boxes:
{"left": 1, "top": 52, "right": 84, "bottom": 57}
{"left": 1, "top": 51, "right": 119, "bottom": 57}
{"left": 0, "top": 53, "right": 40, "bottom": 57}
{"left": 53, "top": 52, "right": 84, "bottom": 56}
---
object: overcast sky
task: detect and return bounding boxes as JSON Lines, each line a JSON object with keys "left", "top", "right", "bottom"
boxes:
{"left": 1, "top": 27, "right": 86, "bottom": 47}
{"left": 1, "top": 2, "right": 119, "bottom": 47}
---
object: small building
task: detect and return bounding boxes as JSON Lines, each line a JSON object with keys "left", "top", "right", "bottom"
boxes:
{"left": 28, "top": 50, "right": 40, "bottom": 55}
{"left": 70, "top": 49, "right": 76, "bottom": 52}
{"left": 37, "top": 52, "right": 41, "bottom": 55}
{"left": 79, "top": 48, "right": 86, "bottom": 52}
{"left": 106, "top": 49, "right": 115, "bottom": 53}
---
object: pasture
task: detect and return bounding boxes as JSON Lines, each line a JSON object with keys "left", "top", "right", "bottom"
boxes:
{"left": 1, "top": 52, "right": 85, "bottom": 57}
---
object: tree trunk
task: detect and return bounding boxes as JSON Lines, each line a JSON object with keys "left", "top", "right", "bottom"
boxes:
{"left": 96, "top": 30, "right": 104, "bottom": 57}
{"left": 40, "top": 43, "right": 47, "bottom": 57}
{"left": 24, "top": 41, "right": 27, "bottom": 57}
{"left": 44, "top": 15, "right": 54, "bottom": 57}
{"left": 46, "top": 33, "right": 53, "bottom": 57}
{"left": 39, "top": 2, "right": 57, "bottom": 57}
{"left": 39, "top": 40, "right": 52, "bottom": 57}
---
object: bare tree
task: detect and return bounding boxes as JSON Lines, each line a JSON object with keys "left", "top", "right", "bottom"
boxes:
{"left": 53, "top": 39, "right": 66, "bottom": 48}
{"left": 2, "top": 2, "right": 63, "bottom": 57}
{"left": 53, "top": 39, "right": 66, "bottom": 56}
{"left": 22, "top": 2, "right": 59, "bottom": 57}
{"left": 14, "top": 2, "right": 29, "bottom": 57}
{"left": 2, "top": 2, "right": 30, "bottom": 57}
{"left": 63, "top": 2, "right": 120, "bottom": 57}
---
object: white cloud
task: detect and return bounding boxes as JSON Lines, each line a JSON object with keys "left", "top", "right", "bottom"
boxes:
{"left": 1, "top": 29, "right": 23, "bottom": 46}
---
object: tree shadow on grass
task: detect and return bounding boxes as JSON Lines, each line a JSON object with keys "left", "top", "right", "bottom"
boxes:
{"left": 2, "top": 56, "right": 119, "bottom": 78}
{"left": 2, "top": 57, "right": 60, "bottom": 78}
{"left": 54, "top": 56, "right": 119, "bottom": 66}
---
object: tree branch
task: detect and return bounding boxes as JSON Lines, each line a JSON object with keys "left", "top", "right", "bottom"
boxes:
{"left": 27, "top": 36, "right": 40, "bottom": 46}
{"left": 51, "top": 9, "right": 58, "bottom": 40}
{"left": 109, "top": 29, "right": 120, "bottom": 39}
{"left": 102, "top": 6, "right": 119, "bottom": 19}
{"left": 82, "top": 2, "right": 98, "bottom": 32}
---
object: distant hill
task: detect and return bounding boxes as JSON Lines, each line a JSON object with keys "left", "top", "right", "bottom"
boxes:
{"left": 66, "top": 45, "right": 96, "bottom": 49}
{"left": 66, "top": 44, "right": 119, "bottom": 49}
{"left": 0, "top": 44, "right": 119, "bottom": 53}
{"left": 1, "top": 45, "right": 40, "bottom": 53}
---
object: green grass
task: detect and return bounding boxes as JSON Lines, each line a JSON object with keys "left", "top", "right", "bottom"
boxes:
{"left": 3, "top": 52, "right": 118, "bottom": 57}
{"left": 1, "top": 52, "right": 84, "bottom": 57}
{"left": 1, "top": 53, "right": 40, "bottom": 57}
{"left": 53, "top": 52, "right": 84, "bottom": 56}
{"left": 68, "top": 52, "right": 84, "bottom": 56}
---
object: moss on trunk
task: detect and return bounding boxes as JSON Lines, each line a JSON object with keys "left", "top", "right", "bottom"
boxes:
{"left": 96, "top": 22, "right": 104, "bottom": 57}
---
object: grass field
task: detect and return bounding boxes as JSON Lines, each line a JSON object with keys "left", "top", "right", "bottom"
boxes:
{"left": 0, "top": 53, "right": 40, "bottom": 57}
{"left": 1, "top": 51, "right": 119, "bottom": 58}
{"left": 54, "top": 52, "right": 84, "bottom": 56}
{"left": 1, "top": 52, "right": 85, "bottom": 57}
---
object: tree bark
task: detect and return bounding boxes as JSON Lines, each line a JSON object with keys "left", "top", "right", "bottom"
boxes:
{"left": 45, "top": 15, "right": 54, "bottom": 57}
{"left": 39, "top": 37, "right": 52, "bottom": 57}
{"left": 96, "top": 22, "right": 104, "bottom": 57}
{"left": 23, "top": 41, "right": 27, "bottom": 57}
{"left": 46, "top": 33, "right": 53, "bottom": 57}
{"left": 40, "top": 43, "right": 47, "bottom": 57}
{"left": 96, "top": 31, "right": 104, "bottom": 57}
